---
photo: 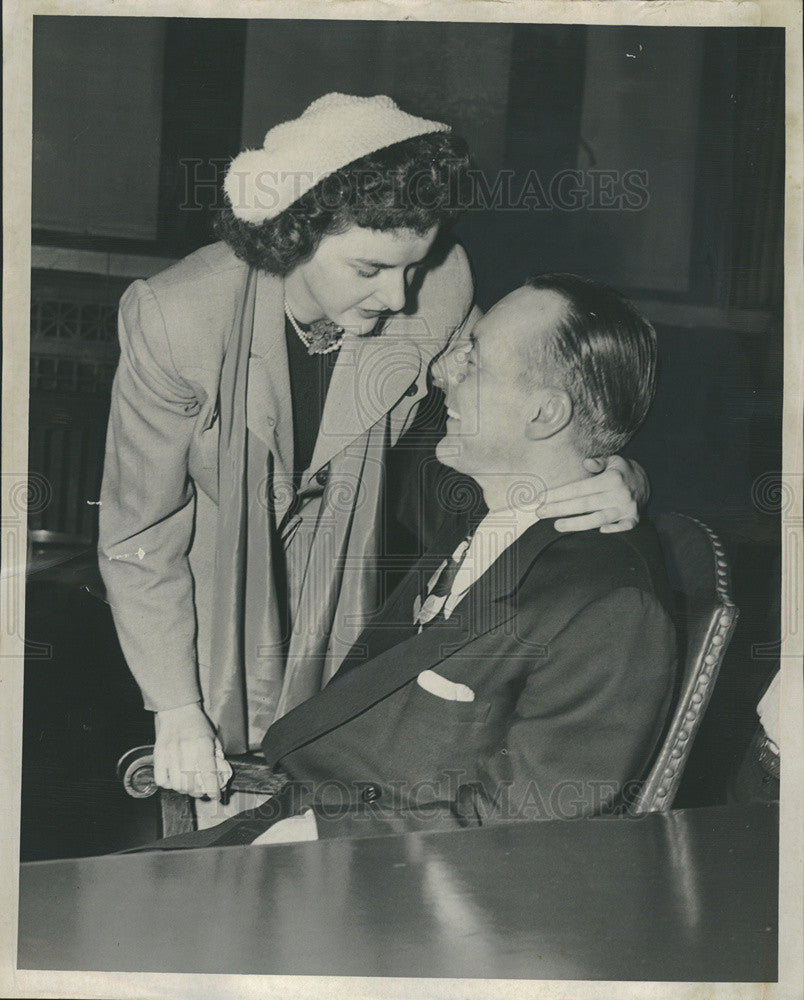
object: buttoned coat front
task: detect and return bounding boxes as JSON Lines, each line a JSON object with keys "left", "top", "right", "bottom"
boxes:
{"left": 258, "top": 516, "right": 679, "bottom": 836}
{"left": 99, "top": 239, "right": 475, "bottom": 752}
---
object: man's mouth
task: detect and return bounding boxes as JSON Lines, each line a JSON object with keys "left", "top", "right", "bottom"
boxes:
{"left": 446, "top": 407, "right": 460, "bottom": 422}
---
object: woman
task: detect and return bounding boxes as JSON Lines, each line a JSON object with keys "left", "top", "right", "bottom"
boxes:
{"left": 99, "top": 93, "right": 643, "bottom": 817}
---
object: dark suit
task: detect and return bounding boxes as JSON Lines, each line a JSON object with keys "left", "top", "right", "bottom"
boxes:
{"left": 145, "top": 514, "right": 677, "bottom": 850}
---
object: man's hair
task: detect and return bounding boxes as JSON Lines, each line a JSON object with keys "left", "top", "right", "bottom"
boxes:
{"left": 524, "top": 273, "right": 657, "bottom": 457}
{"left": 215, "top": 132, "right": 471, "bottom": 276}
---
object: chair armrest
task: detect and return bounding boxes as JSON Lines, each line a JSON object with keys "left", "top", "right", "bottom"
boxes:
{"left": 116, "top": 745, "right": 288, "bottom": 799}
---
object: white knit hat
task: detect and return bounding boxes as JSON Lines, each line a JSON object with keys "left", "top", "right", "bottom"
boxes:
{"left": 224, "top": 92, "right": 451, "bottom": 225}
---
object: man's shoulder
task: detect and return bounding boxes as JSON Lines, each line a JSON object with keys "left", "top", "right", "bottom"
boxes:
{"left": 521, "top": 520, "right": 671, "bottom": 612}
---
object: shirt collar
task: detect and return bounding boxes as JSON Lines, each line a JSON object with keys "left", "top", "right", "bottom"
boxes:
{"left": 444, "top": 505, "right": 541, "bottom": 615}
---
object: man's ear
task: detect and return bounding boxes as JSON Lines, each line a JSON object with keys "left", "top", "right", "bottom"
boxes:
{"left": 525, "top": 389, "right": 573, "bottom": 440}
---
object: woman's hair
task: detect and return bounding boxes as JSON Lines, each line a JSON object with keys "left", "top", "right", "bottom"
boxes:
{"left": 215, "top": 131, "right": 471, "bottom": 275}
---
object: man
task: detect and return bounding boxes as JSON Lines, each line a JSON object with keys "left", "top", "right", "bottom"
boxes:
{"left": 141, "top": 273, "right": 677, "bottom": 850}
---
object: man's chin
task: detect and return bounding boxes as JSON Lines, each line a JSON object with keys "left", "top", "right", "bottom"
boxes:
{"left": 435, "top": 437, "right": 467, "bottom": 473}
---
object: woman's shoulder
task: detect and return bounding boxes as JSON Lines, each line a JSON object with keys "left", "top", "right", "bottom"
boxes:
{"left": 119, "top": 242, "right": 250, "bottom": 366}
{"left": 145, "top": 241, "right": 247, "bottom": 300}
{"left": 423, "top": 238, "right": 472, "bottom": 289}
{"left": 413, "top": 237, "right": 475, "bottom": 331}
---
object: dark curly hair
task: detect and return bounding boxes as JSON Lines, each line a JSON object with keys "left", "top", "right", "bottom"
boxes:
{"left": 215, "top": 131, "right": 471, "bottom": 275}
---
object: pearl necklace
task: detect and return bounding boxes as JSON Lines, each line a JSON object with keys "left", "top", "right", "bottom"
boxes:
{"left": 284, "top": 298, "right": 345, "bottom": 355}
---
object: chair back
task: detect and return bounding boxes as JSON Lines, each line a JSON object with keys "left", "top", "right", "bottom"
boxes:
{"left": 631, "top": 513, "right": 739, "bottom": 813}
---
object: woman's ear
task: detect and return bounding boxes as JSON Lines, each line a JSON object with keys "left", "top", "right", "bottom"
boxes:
{"left": 525, "top": 389, "right": 573, "bottom": 440}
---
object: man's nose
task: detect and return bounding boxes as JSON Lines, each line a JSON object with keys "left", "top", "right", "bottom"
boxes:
{"left": 431, "top": 345, "right": 467, "bottom": 390}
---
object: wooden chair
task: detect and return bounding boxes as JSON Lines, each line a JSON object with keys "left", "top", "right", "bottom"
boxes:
{"left": 630, "top": 513, "right": 739, "bottom": 813}
{"left": 117, "top": 747, "right": 286, "bottom": 837}
{"left": 119, "top": 512, "right": 739, "bottom": 833}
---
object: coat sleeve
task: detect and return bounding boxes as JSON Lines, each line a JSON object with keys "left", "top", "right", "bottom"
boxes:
{"left": 98, "top": 280, "right": 207, "bottom": 712}
{"left": 311, "top": 586, "right": 676, "bottom": 840}
{"left": 470, "top": 587, "right": 677, "bottom": 823}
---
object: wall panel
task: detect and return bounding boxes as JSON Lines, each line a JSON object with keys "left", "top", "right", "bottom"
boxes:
{"left": 32, "top": 17, "right": 165, "bottom": 240}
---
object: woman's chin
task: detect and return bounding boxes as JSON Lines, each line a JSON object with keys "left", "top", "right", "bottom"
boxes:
{"left": 337, "top": 311, "right": 382, "bottom": 338}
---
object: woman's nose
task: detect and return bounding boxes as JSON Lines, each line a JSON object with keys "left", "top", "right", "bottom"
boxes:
{"left": 377, "top": 271, "right": 407, "bottom": 313}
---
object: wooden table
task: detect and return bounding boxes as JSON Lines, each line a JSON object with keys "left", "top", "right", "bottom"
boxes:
{"left": 17, "top": 802, "right": 778, "bottom": 980}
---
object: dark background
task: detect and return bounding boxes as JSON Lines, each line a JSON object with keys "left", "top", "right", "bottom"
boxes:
{"left": 23, "top": 17, "right": 785, "bottom": 860}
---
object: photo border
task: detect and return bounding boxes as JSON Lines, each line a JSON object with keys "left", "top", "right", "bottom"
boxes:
{"left": 2, "top": 2, "right": 801, "bottom": 998}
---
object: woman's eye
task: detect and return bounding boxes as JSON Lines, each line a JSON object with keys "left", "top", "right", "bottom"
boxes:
{"left": 356, "top": 267, "right": 379, "bottom": 279}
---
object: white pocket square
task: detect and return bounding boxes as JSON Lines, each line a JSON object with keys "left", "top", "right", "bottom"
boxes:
{"left": 416, "top": 669, "right": 475, "bottom": 702}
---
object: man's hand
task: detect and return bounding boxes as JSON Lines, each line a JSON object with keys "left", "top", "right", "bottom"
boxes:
{"left": 538, "top": 456, "right": 649, "bottom": 533}
{"left": 153, "top": 703, "right": 233, "bottom": 798}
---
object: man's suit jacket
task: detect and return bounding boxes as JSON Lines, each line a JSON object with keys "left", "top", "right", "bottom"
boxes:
{"left": 98, "top": 238, "right": 475, "bottom": 751}
{"left": 151, "top": 513, "right": 678, "bottom": 849}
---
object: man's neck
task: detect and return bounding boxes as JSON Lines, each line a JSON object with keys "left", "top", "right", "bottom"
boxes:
{"left": 478, "top": 451, "right": 590, "bottom": 515}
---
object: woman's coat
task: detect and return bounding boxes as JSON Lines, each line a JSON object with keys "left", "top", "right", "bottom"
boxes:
{"left": 99, "top": 239, "right": 475, "bottom": 752}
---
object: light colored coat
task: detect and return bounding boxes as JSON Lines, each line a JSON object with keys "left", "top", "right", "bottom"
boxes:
{"left": 99, "top": 239, "right": 475, "bottom": 752}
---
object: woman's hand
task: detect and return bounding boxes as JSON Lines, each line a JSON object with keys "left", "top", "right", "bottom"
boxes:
{"left": 153, "top": 703, "right": 233, "bottom": 798}
{"left": 538, "top": 456, "right": 649, "bottom": 533}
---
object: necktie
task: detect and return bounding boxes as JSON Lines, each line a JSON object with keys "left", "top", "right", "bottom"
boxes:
{"left": 413, "top": 534, "right": 473, "bottom": 629}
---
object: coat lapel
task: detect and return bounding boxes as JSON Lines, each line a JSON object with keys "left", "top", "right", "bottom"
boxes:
{"left": 246, "top": 269, "right": 296, "bottom": 522}
{"left": 302, "top": 326, "right": 422, "bottom": 484}
{"left": 211, "top": 267, "right": 298, "bottom": 750}
{"left": 261, "top": 516, "right": 563, "bottom": 767}
{"left": 208, "top": 268, "right": 256, "bottom": 751}
{"left": 247, "top": 269, "right": 294, "bottom": 478}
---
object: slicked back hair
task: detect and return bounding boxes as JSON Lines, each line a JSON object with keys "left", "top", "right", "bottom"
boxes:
{"left": 524, "top": 274, "right": 657, "bottom": 458}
